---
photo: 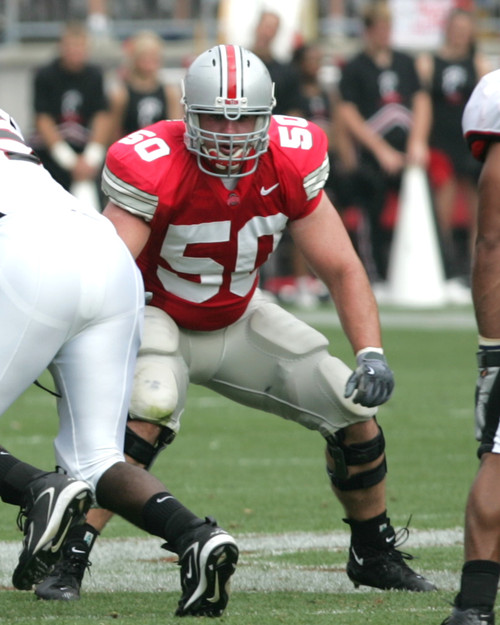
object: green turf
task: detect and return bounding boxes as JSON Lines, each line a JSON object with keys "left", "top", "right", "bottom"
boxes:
{"left": 0, "top": 305, "right": 486, "bottom": 624}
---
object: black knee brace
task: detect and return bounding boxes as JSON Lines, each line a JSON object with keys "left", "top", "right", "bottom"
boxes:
{"left": 124, "top": 421, "right": 176, "bottom": 470}
{"left": 325, "top": 426, "right": 387, "bottom": 491}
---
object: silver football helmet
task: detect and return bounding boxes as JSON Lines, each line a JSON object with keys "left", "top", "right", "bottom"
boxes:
{"left": 182, "top": 44, "right": 276, "bottom": 178}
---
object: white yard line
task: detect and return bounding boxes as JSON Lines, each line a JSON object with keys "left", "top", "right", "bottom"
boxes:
{"left": 0, "top": 528, "right": 463, "bottom": 593}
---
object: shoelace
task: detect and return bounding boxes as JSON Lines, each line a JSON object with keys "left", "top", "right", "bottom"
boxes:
{"left": 389, "top": 516, "right": 416, "bottom": 562}
{"left": 16, "top": 507, "right": 29, "bottom": 533}
{"left": 51, "top": 553, "right": 92, "bottom": 584}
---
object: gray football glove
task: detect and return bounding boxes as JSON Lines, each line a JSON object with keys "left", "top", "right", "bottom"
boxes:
{"left": 344, "top": 351, "right": 394, "bottom": 408}
{"left": 475, "top": 349, "right": 500, "bottom": 441}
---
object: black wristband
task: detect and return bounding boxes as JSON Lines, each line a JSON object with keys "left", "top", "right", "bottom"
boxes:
{"left": 477, "top": 350, "right": 500, "bottom": 367}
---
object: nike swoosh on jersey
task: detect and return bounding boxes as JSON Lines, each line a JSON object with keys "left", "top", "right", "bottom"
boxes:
{"left": 260, "top": 183, "right": 279, "bottom": 196}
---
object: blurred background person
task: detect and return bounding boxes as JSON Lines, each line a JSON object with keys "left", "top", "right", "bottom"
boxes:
{"left": 250, "top": 10, "right": 300, "bottom": 116}
{"left": 417, "top": 7, "right": 490, "bottom": 282}
{"left": 109, "top": 30, "right": 183, "bottom": 143}
{"left": 30, "top": 21, "right": 111, "bottom": 211}
{"left": 274, "top": 42, "right": 344, "bottom": 308}
{"left": 336, "top": 0, "right": 431, "bottom": 284}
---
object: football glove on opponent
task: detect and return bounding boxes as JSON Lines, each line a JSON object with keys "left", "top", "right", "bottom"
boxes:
{"left": 475, "top": 349, "right": 500, "bottom": 443}
{"left": 344, "top": 350, "right": 394, "bottom": 408}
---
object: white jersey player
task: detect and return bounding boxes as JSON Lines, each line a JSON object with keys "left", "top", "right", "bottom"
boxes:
{"left": 38, "top": 44, "right": 436, "bottom": 605}
{"left": 0, "top": 108, "right": 238, "bottom": 616}
{"left": 439, "top": 70, "right": 500, "bottom": 625}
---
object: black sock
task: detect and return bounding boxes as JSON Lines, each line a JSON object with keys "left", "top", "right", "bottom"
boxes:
{"left": 64, "top": 522, "right": 100, "bottom": 553}
{"left": 457, "top": 560, "right": 500, "bottom": 612}
{"left": 344, "top": 510, "right": 393, "bottom": 551}
{"left": 0, "top": 452, "right": 46, "bottom": 505}
{"left": 142, "top": 492, "right": 203, "bottom": 552}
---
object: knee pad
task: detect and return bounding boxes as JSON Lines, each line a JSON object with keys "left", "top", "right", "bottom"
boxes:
{"left": 130, "top": 355, "right": 178, "bottom": 425}
{"left": 129, "top": 306, "right": 180, "bottom": 426}
{"left": 326, "top": 426, "right": 387, "bottom": 491}
{"left": 124, "top": 423, "right": 176, "bottom": 469}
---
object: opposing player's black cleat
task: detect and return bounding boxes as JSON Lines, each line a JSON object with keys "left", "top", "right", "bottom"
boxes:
{"left": 440, "top": 607, "right": 495, "bottom": 624}
{"left": 173, "top": 516, "right": 239, "bottom": 617}
{"left": 35, "top": 539, "right": 91, "bottom": 600}
{"left": 12, "top": 473, "right": 92, "bottom": 591}
{"left": 346, "top": 523, "right": 437, "bottom": 592}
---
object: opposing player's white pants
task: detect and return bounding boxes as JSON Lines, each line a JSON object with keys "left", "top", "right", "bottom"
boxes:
{"left": 0, "top": 162, "right": 144, "bottom": 491}
{"left": 132, "top": 291, "right": 375, "bottom": 439}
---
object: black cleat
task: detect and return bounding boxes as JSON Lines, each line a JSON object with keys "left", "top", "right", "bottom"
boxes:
{"left": 12, "top": 473, "right": 92, "bottom": 591}
{"left": 35, "top": 540, "right": 91, "bottom": 600}
{"left": 347, "top": 543, "right": 437, "bottom": 591}
{"left": 346, "top": 522, "right": 437, "bottom": 592}
{"left": 173, "top": 517, "right": 238, "bottom": 617}
{"left": 441, "top": 607, "right": 495, "bottom": 624}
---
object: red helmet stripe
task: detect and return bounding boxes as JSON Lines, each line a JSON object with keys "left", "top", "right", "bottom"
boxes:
{"left": 225, "top": 45, "right": 237, "bottom": 99}
{"left": 220, "top": 44, "right": 242, "bottom": 101}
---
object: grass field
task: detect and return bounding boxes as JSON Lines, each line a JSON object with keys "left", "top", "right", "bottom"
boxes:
{"left": 0, "top": 303, "right": 485, "bottom": 624}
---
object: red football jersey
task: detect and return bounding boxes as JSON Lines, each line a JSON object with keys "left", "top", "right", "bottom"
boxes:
{"left": 103, "top": 115, "right": 329, "bottom": 330}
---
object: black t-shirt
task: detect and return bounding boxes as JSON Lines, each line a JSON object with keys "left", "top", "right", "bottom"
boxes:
{"left": 263, "top": 58, "right": 300, "bottom": 116}
{"left": 429, "top": 54, "right": 481, "bottom": 177}
{"left": 289, "top": 87, "right": 332, "bottom": 127}
{"left": 122, "top": 83, "right": 168, "bottom": 137}
{"left": 339, "top": 50, "right": 421, "bottom": 153}
{"left": 33, "top": 58, "right": 108, "bottom": 152}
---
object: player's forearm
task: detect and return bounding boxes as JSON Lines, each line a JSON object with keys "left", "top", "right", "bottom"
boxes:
{"left": 329, "top": 267, "right": 383, "bottom": 354}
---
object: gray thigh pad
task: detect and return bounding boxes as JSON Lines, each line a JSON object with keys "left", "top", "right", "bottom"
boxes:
{"left": 249, "top": 302, "right": 328, "bottom": 357}
{"left": 208, "top": 303, "right": 375, "bottom": 438}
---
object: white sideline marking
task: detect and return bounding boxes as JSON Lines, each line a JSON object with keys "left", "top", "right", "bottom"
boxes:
{"left": 0, "top": 528, "right": 463, "bottom": 593}
{"left": 295, "top": 307, "right": 475, "bottom": 330}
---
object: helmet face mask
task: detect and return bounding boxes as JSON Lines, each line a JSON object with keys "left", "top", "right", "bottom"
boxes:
{"left": 182, "top": 45, "right": 276, "bottom": 178}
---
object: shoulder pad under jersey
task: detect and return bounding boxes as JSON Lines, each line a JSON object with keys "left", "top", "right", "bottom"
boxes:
{"left": 268, "top": 115, "right": 329, "bottom": 201}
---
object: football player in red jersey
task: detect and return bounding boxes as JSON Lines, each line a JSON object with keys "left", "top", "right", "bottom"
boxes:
{"left": 37, "top": 44, "right": 435, "bottom": 607}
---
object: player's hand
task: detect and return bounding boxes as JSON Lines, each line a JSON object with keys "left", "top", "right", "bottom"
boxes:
{"left": 344, "top": 351, "right": 394, "bottom": 408}
{"left": 475, "top": 349, "right": 500, "bottom": 440}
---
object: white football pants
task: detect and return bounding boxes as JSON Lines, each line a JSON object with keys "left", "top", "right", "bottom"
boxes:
{"left": 0, "top": 161, "right": 144, "bottom": 490}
